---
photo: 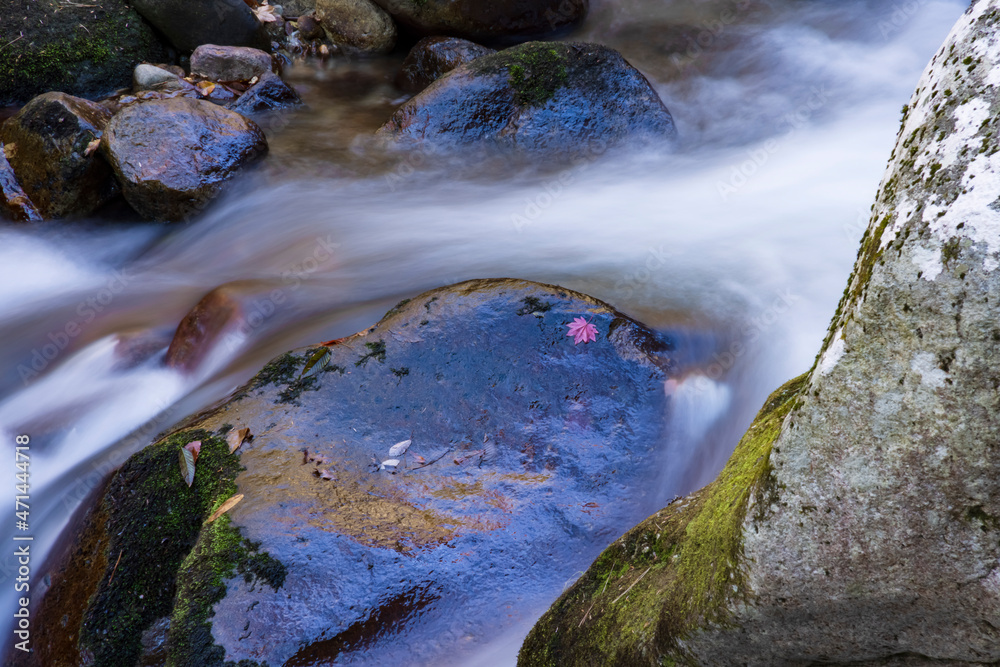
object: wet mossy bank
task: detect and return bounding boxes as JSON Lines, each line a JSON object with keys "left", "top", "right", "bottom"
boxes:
{"left": 518, "top": 374, "right": 808, "bottom": 666}
{"left": 0, "top": 0, "right": 168, "bottom": 107}
{"left": 17, "top": 279, "right": 678, "bottom": 666}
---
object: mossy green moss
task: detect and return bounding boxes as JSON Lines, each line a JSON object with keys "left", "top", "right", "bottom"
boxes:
{"left": 472, "top": 42, "right": 571, "bottom": 107}
{"left": 77, "top": 429, "right": 244, "bottom": 666}
{"left": 168, "top": 515, "right": 286, "bottom": 666}
{"left": 518, "top": 374, "right": 809, "bottom": 666}
{"left": 0, "top": 0, "right": 168, "bottom": 105}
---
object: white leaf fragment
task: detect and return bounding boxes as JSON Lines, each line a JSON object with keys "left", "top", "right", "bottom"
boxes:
{"left": 388, "top": 439, "right": 411, "bottom": 457}
{"left": 380, "top": 458, "right": 400, "bottom": 470}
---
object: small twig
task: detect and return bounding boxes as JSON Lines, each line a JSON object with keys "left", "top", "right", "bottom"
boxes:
{"left": 612, "top": 566, "right": 651, "bottom": 605}
{"left": 107, "top": 550, "right": 123, "bottom": 586}
{"left": 409, "top": 449, "right": 451, "bottom": 471}
{"left": 600, "top": 561, "right": 616, "bottom": 596}
{"left": 0, "top": 34, "right": 24, "bottom": 53}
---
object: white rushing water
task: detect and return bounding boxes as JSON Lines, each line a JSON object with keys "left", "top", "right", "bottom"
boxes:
{"left": 0, "top": 0, "right": 965, "bottom": 661}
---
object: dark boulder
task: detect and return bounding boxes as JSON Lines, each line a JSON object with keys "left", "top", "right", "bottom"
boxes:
{"left": 0, "top": 0, "right": 168, "bottom": 106}
{"left": 0, "top": 93, "right": 117, "bottom": 219}
{"left": 229, "top": 72, "right": 303, "bottom": 115}
{"left": 101, "top": 97, "right": 268, "bottom": 221}
{"left": 130, "top": 0, "right": 267, "bottom": 53}
{"left": 378, "top": 41, "right": 677, "bottom": 153}
{"left": 190, "top": 44, "right": 275, "bottom": 82}
{"left": 22, "top": 279, "right": 676, "bottom": 666}
{"left": 371, "top": 0, "right": 587, "bottom": 42}
{"left": 396, "top": 36, "right": 495, "bottom": 93}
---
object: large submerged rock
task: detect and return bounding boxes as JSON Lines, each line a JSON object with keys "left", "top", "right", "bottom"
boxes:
{"left": 520, "top": 3, "right": 1000, "bottom": 665}
{"left": 378, "top": 42, "right": 677, "bottom": 153}
{"left": 23, "top": 279, "right": 677, "bottom": 666}
{"left": 101, "top": 97, "right": 268, "bottom": 221}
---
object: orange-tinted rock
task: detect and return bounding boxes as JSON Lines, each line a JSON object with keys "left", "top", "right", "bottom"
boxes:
{"left": 164, "top": 286, "right": 247, "bottom": 372}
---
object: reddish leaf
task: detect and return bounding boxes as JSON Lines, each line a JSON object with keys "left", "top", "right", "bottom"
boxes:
{"left": 185, "top": 440, "right": 202, "bottom": 463}
{"left": 566, "top": 317, "right": 598, "bottom": 345}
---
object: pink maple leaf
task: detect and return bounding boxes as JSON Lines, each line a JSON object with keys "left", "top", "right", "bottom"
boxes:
{"left": 566, "top": 317, "right": 598, "bottom": 345}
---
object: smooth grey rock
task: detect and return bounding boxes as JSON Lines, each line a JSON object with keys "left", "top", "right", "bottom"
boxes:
{"left": 315, "top": 0, "right": 396, "bottom": 54}
{"left": 190, "top": 44, "right": 274, "bottom": 82}
{"left": 130, "top": 0, "right": 267, "bottom": 52}
{"left": 133, "top": 64, "right": 184, "bottom": 91}
{"left": 520, "top": 3, "right": 1000, "bottom": 665}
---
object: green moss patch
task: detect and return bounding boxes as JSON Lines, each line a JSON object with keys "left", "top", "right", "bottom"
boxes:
{"left": 519, "top": 374, "right": 809, "bottom": 666}
{"left": 472, "top": 42, "right": 571, "bottom": 107}
{"left": 168, "top": 515, "right": 286, "bottom": 666}
{"left": 78, "top": 429, "right": 244, "bottom": 665}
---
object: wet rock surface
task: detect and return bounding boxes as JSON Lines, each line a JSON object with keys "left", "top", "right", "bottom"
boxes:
{"left": 397, "top": 36, "right": 495, "bottom": 93}
{"left": 378, "top": 42, "right": 677, "bottom": 153}
{"left": 520, "top": 4, "right": 1000, "bottom": 665}
{"left": 229, "top": 72, "right": 304, "bottom": 115}
{"left": 190, "top": 45, "right": 275, "bottom": 83}
{"left": 0, "top": 144, "right": 42, "bottom": 222}
{"left": 371, "top": 0, "right": 587, "bottom": 42}
{"left": 24, "top": 279, "right": 675, "bottom": 666}
{"left": 0, "top": 93, "right": 117, "bottom": 219}
{"left": 100, "top": 97, "right": 268, "bottom": 221}
{"left": 132, "top": 64, "right": 186, "bottom": 92}
{"left": 315, "top": 0, "right": 398, "bottom": 54}
{"left": 0, "top": 0, "right": 168, "bottom": 106}
{"left": 131, "top": 0, "right": 267, "bottom": 52}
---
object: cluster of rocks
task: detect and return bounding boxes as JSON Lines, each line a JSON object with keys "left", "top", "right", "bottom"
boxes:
{"left": 0, "top": 45, "right": 301, "bottom": 222}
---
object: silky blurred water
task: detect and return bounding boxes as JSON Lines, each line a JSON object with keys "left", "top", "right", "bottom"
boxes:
{"left": 0, "top": 0, "right": 965, "bottom": 662}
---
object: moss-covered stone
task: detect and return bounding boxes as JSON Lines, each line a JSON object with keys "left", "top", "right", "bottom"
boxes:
{"left": 0, "top": 0, "right": 168, "bottom": 106}
{"left": 518, "top": 374, "right": 808, "bottom": 666}
{"left": 72, "top": 428, "right": 284, "bottom": 666}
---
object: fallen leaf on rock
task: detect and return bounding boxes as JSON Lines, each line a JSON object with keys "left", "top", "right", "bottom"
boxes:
{"left": 207, "top": 494, "right": 244, "bottom": 522}
{"left": 179, "top": 446, "right": 196, "bottom": 487}
{"left": 227, "top": 427, "right": 251, "bottom": 453}
{"left": 566, "top": 317, "right": 598, "bottom": 345}
{"left": 3, "top": 143, "right": 15, "bottom": 159}
{"left": 184, "top": 440, "right": 202, "bottom": 463}
{"left": 84, "top": 138, "right": 101, "bottom": 156}
{"left": 253, "top": 3, "right": 279, "bottom": 22}
{"left": 196, "top": 81, "right": 217, "bottom": 96}
{"left": 380, "top": 458, "right": 400, "bottom": 470}
{"left": 388, "top": 439, "right": 411, "bottom": 457}
{"left": 413, "top": 454, "right": 426, "bottom": 464}
{"left": 318, "top": 469, "right": 335, "bottom": 480}
{"left": 301, "top": 348, "right": 331, "bottom": 379}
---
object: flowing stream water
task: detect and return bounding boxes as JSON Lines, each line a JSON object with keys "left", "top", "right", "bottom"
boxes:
{"left": 0, "top": 0, "right": 965, "bottom": 662}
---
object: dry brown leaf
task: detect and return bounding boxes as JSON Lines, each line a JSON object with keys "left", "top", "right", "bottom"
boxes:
{"left": 227, "top": 427, "right": 251, "bottom": 453}
{"left": 84, "top": 138, "right": 101, "bottom": 156}
{"left": 207, "top": 493, "right": 244, "bottom": 522}
{"left": 3, "top": 143, "right": 15, "bottom": 160}
{"left": 196, "top": 81, "right": 217, "bottom": 96}
{"left": 184, "top": 440, "right": 202, "bottom": 463}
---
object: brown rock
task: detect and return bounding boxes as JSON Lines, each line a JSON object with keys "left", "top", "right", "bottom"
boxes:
{"left": 296, "top": 12, "right": 326, "bottom": 41}
{"left": 396, "top": 36, "right": 494, "bottom": 93}
{"left": 100, "top": 98, "right": 268, "bottom": 221}
{"left": 0, "top": 92, "right": 117, "bottom": 219}
{"left": 315, "top": 0, "right": 397, "bottom": 54}
{"left": 190, "top": 44, "right": 274, "bottom": 82}
{"left": 165, "top": 285, "right": 248, "bottom": 372}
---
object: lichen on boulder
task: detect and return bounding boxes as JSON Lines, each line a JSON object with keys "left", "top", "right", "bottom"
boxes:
{"left": 519, "top": 3, "right": 1000, "bottom": 664}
